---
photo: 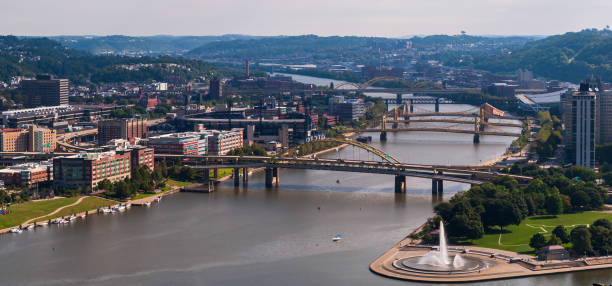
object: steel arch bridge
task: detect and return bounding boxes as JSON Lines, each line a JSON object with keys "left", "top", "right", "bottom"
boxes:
{"left": 284, "top": 137, "right": 401, "bottom": 164}
{"left": 333, "top": 76, "right": 401, "bottom": 90}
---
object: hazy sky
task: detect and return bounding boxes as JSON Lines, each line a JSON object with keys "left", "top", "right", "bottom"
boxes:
{"left": 2, "top": 0, "right": 611, "bottom": 37}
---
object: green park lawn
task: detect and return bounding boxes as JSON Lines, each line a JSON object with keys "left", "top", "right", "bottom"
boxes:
{"left": 455, "top": 212, "right": 612, "bottom": 254}
{"left": 35, "top": 197, "right": 116, "bottom": 222}
{"left": 166, "top": 179, "right": 192, "bottom": 187}
{"left": 131, "top": 187, "right": 173, "bottom": 200}
{"left": 210, "top": 168, "right": 234, "bottom": 178}
{"left": 0, "top": 197, "right": 80, "bottom": 229}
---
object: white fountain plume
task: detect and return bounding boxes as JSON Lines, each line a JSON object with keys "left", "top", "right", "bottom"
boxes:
{"left": 453, "top": 254, "right": 466, "bottom": 268}
{"left": 417, "top": 220, "right": 451, "bottom": 266}
{"left": 439, "top": 220, "right": 450, "bottom": 265}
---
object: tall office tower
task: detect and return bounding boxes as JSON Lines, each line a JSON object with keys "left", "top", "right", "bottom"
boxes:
{"left": 209, "top": 78, "right": 222, "bottom": 100}
{"left": 245, "top": 60, "right": 250, "bottom": 78}
{"left": 98, "top": 118, "right": 147, "bottom": 146}
{"left": 564, "top": 82, "right": 597, "bottom": 169}
{"left": 598, "top": 90, "right": 612, "bottom": 144}
{"left": 21, "top": 75, "right": 69, "bottom": 107}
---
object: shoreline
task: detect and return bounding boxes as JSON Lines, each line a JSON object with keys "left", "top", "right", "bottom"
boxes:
{"left": 0, "top": 186, "right": 182, "bottom": 235}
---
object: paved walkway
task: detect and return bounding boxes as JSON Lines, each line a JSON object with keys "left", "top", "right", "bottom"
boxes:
{"left": 23, "top": 197, "right": 86, "bottom": 225}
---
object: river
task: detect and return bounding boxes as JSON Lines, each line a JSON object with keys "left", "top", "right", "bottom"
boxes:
{"left": 0, "top": 74, "right": 606, "bottom": 286}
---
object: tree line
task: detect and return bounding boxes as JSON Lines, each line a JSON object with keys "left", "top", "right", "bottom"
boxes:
{"left": 431, "top": 166, "right": 607, "bottom": 241}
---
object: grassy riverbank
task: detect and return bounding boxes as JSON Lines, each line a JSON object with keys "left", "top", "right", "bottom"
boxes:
{"left": 34, "top": 197, "right": 116, "bottom": 222}
{"left": 456, "top": 212, "right": 612, "bottom": 254}
{"left": 0, "top": 196, "right": 116, "bottom": 229}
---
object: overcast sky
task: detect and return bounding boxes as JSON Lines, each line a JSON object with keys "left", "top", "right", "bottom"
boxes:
{"left": 2, "top": 0, "right": 611, "bottom": 37}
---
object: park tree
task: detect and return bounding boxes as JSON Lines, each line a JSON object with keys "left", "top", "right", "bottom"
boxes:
{"left": 547, "top": 234, "right": 562, "bottom": 246}
{"left": 544, "top": 194, "right": 563, "bottom": 215}
{"left": 179, "top": 166, "right": 195, "bottom": 181}
{"left": 593, "top": 218, "right": 612, "bottom": 229}
{"left": 570, "top": 226, "right": 593, "bottom": 256}
{"left": 552, "top": 225, "right": 570, "bottom": 243}
{"left": 448, "top": 214, "right": 484, "bottom": 239}
{"left": 529, "top": 233, "right": 547, "bottom": 251}
{"left": 564, "top": 166, "right": 600, "bottom": 182}
{"left": 570, "top": 190, "right": 590, "bottom": 210}
{"left": 509, "top": 164, "right": 522, "bottom": 175}
{"left": 589, "top": 225, "right": 612, "bottom": 256}
{"left": 482, "top": 197, "right": 522, "bottom": 231}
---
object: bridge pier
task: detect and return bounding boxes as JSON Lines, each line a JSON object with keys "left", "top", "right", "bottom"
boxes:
{"left": 394, "top": 175, "right": 406, "bottom": 193}
{"left": 233, "top": 168, "right": 240, "bottom": 187}
{"left": 203, "top": 169, "right": 215, "bottom": 192}
{"left": 435, "top": 98, "right": 440, "bottom": 112}
{"left": 380, "top": 131, "right": 387, "bottom": 141}
{"left": 265, "top": 167, "right": 280, "bottom": 188}
{"left": 242, "top": 168, "right": 248, "bottom": 184}
{"left": 431, "top": 179, "right": 443, "bottom": 195}
{"left": 473, "top": 133, "right": 480, "bottom": 144}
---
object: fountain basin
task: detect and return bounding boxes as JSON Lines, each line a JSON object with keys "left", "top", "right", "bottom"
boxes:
{"left": 395, "top": 255, "right": 492, "bottom": 274}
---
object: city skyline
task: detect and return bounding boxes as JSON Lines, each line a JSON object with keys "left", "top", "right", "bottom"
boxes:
{"left": 2, "top": 0, "right": 611, "bottom": 37}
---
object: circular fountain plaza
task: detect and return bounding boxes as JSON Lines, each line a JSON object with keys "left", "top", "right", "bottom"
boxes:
{"left": 392, "top": 222, "right": 492, "bottom": 275}
{"left": 370, "top": 220, "right": 612, "bottom": 283}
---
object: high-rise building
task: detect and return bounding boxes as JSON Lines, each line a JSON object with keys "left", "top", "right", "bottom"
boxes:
{"left": 245, "top": 60, "right": 250, "bottom": 78}
{"left": 98, "top": 118, "right": 147, "bottom": 146}
{"left": 598, "top": 90, "right": 612, "bottom": 144}
{"left": 209, "top": 78, "right": 222, "bottom": 100}
{"left": 20, "top": 75, "right": 69, "bottom": 107}
{"left": 563, "top": 82, "right": 597, "bottom": 169}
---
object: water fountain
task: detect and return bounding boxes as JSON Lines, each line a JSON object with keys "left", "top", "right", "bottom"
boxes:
{"left": 394, "top": 221, "right": 490, "bottom": 274}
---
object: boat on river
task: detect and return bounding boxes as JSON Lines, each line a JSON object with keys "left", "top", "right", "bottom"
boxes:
{"left": 9, "top": 228, "right": 22, "bottom": 234}
{"left": 332, "top": 234, "right": 343, "bottom": 242}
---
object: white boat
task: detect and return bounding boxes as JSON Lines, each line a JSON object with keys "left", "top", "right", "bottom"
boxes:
{"left": 80, "top": 214, "right": 86, "bottom": 219}
{"left": 145, "top": 202, "right": 151, "bottom": 207}
{"left": 9, "top": 228, "right": 22, "bottom": 233}
{"left": 68, "top": 215, "right": 77, "bottom": 221}
{"left": 37, "top": 222, "right": 48, "bottom": 227}
{"left": 155, "top": 197, "right": 161, "bottom": 202}
{"left": 101, "top": 208, "right": 112, "bottom": 214}
{"left": 332, "top": 234, "right": 343, "bottom": 242}
{"left": 125, "top": 203, "right": 132, "bottom": 208}
{"left": 26, "top": 225, "right": 34, "bottom": 230}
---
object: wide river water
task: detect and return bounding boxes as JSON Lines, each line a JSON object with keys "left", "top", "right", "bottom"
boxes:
{"left": 0, "top": 74, "right": 608, "bottom": 285}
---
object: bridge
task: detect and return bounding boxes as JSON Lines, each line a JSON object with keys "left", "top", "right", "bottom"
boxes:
{"left": 351, "top": 102, "right": 525, "bottom": 143}
{"left": 155, "top": 154, "right": 532, "bottom": 194}
{"left": 0, "top": 135, "right": 531, "bottom": 195}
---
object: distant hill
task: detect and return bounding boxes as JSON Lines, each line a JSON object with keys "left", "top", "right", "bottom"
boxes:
{"left": 187, "top": 35, "right": 403, "bottom": 62}
{"left": 408, "top": 34, "right": 535, "bottom": 49}
{"left": 50, "top": 35, "right": 261, "bottom": 56}
{"left": 434, "top": 29, "right": 612, "bottom": 82}
{"left": 0, "top": 36, "right": 217, "bottom": 84}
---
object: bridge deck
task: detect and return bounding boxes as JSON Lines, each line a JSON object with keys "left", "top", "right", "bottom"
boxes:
{"left": 156, "top": 155, "right": 532, "bottom": 185}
